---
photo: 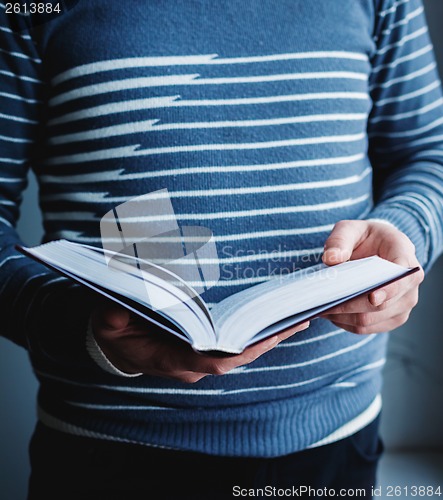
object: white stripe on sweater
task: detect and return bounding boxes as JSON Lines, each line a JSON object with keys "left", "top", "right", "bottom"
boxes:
{"left": 45, "top": 224, "right": 335, "bottom": 242}
{"left": 373, "top": 80, "right": 440, "bottom": 106}
{"left": 45, "top": 133, "right": 366, "bottom": 165}
{"left": 0, "top": 68, "right": 42, "bottom": 83}
{"left": 371, "top": 44, "right": 432, "bottom": 74}
{"left": 50, "top": 113, "right": 367, "bottom": 145}
{"left": 375, "top": 26, "right": 428, "bottom": 56}
{"left": 46, "top": 194, "right": 370, "bottom": 224}
{"left": 40, "top": 154, "right": 366, "bottom": 184}
{"left": 370, "top": 97, "right": 443, "bottom": 123}
{"left": 232, "top": 336, "right": 376, "bottom": 374}
{"left": 0, "top": 47, "right": 41, "bottom": 63}
{"left": 377, "top": 0, "right": 409, "bottom": 18}
{"left": 42, "top": 168, "right": 371, "bottom": 203}
{"left": 370, "top": 115, "right": 443, "bottom": 138}
{"left": 369, "top": 62, "right": 436, "bottom": 90}
{"left": 52, "top": 51, "right": 368, "bottom": 85}
{"left": 50, "top": 71, "right": 368, "bottom": 107}
{"left": 48, "top": 92, "right": 369, "bottom": 126}
{"left": 374, "top": 5, "right": 423, "bottom": 41}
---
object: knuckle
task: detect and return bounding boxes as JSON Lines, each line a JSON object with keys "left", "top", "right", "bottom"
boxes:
{"left": 151, "top": 356, "right": 171, "bottom": 374}
{"left": 330, "top": 234, "right": 347, "bottom": 244}
{"left": 334, "top": 219, "right": 352, "bottom": 231}
{"left": 356, "top": 313, "right": 373, "bottom": 328}
{"left": 397, "top": 312, "right": 411, "bottom": 327}
{"left": 351, "top": 324, "right": 370, "bottom": 335}
{"left": 416, "top": 268, "right": 425, "bottom": 284}
{"left": 209, "top": 362, "right": 229, "bottom": 376}
{"left": 327, "top": 221, "right": 351, "bottom": 241}
{"left": 408, "top": 291, "right": 419, "bottom": 309}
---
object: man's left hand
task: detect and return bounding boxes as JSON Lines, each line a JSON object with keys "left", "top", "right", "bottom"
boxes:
{"left": 321, "top": 220, "right": 424, "bottom": 334}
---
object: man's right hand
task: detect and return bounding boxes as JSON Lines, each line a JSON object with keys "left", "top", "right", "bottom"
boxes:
{"left": 90, "top": 301, "right": 310, "bottom": 383}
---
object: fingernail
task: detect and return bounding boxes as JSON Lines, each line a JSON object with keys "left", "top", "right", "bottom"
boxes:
{"left": 299, "top": 321, "right": 310, "bottom": 331}
{"left": 324, "top": 248, "right": 349, "bottom": 265}
{"left": 266, "top": 336, "right": 280, "bottom": 348}
{"left": 372, "top": 290, "right": 387, "bottom": 306}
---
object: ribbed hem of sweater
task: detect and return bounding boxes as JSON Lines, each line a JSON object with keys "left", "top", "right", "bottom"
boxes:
{"left": 85, "top": 318, "right": 143, "bottom": 377}
{"left": 36, "top": 375, "right": 382, "bottom": 457}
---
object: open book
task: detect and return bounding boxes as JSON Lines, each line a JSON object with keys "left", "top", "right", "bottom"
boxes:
{"left": 17, "top": 240, "right": 419, "bottom": 354}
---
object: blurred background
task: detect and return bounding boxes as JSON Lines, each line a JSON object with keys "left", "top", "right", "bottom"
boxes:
{"left": 1, "top": 1, "right": 443, "bottom": 498}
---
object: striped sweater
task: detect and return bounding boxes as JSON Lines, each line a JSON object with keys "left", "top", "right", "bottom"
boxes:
{"left": 1, "top": 0, "right": 443, "bottom": 457}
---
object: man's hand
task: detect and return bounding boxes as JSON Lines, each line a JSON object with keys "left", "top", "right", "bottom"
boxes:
{"left": 321, "top": 220, "right": 424, "bottom": 334}
{"left": 90, "top": 303, "right": 310, "bottom": 383}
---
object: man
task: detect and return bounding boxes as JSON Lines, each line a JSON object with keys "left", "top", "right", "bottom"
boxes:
{"left": 1, "top": 1, "right": 442, "bottom": 498}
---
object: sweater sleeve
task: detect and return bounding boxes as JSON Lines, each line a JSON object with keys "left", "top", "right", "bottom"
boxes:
{"left": 0, "top": 9, "right": 96, "bottom": 368}
{"left": 367, "top": 0, "right": 443, "bottom": 272}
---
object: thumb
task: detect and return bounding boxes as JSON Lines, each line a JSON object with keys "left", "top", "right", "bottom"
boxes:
{"left": 322, "top": 220, "right": 367, "bottom": 266}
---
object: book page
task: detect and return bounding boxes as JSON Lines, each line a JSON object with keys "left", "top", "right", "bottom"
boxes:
{"left": 20, "top": 240, "right": 216, "bottom": 348}
{"left": 78, "top": 242, "right": 215, "bottom": 328}
{"left": 211, "top": 256, "right": 416, "bottom": 352}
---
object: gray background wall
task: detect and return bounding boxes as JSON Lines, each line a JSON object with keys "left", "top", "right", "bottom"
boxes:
{"left": 1, "top": 1, "right": 443, "bottom": 498}
{"left": 378, "top": 0, "right": 443, "bottom": 450}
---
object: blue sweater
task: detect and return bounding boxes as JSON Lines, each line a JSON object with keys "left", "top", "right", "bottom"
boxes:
{"left": 1, "top": 0, "right": 443, "bottom": 457}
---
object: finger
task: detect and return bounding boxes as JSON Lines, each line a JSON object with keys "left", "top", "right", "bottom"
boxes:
{"left": 270, "top": 320, "right": 311, "bottom": 341}
{"left": 322, "top": 220, "right": 368, "bottom": 265}
{"left": 248, "top": 320, "right": 311, "bottom": 351}
{"left": 161, "top": 370, "right": 209, "bottom": 384}
{"left": 323, "top": 292, "right": 417, "bottom": 332}
{"left": 368, "top": 281, "right": 404, "bottom": 307}
{"left": 323, "top": 293, "right": 379, "bottom": 315}
{"left": 192, "top": 336, "right": 280, "bottom": 376}
{"left": 368, "top": 265, "right": 423, "bottom": 307}
{"left": 137, "top": 321, "right": 313, "bottom": 381}
{"left": 194, "top": 321, "right": 311, "bottom": 375}
{"left": 329, "top": 311, "right": 411, "bottom": 335}
{"left": 324, "top": 272, "right": 419, "bottom": 315}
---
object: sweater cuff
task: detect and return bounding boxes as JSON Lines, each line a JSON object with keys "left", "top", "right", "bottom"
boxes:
{"left": 85, "top": 319, "right": 143, "bottom": 378}
{"left": 365, "top": 205, "right": 430, "bottom": 270}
